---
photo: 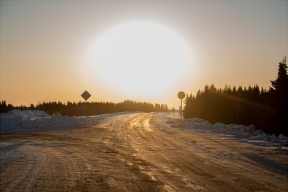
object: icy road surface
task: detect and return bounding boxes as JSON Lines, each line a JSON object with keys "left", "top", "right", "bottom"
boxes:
{"left": 1, "top": 113, "right": 287, "bottom": 191}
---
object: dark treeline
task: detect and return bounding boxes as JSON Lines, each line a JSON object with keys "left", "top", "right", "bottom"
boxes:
{"left": 184, "top": 57, "right": 288, "bottom": 136}
{"left": 0, "top": 100, "right": 168, "bottom": 116}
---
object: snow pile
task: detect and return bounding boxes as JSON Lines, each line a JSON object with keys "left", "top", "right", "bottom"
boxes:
{"left": 1, "top": 110, "right": 99, "bottom": 133}
{"left": 0, "top": 110, "right": 144, "bottom": 133}
{"left": 202, "top": 120, "right": 214, "bottom": 130}
{"left": 1, "top": 111, "right": 83, "bottom": 133}
{"left": 212, "top": 124, "right": 256, "bottom": 138}
{"left": 1, "top": 110, "right": 51, "bottom": 131}
{"left": 8, "top": 109, "right": 50, "bottom": 119}
{"left": 183, "top": 118, "right": 214, "bottom": 130}
{"left": 168, "top": 116, "right": 288, "bottom": 146}
{"left": 214, "top": 123, "right": 226, "bottom": 131}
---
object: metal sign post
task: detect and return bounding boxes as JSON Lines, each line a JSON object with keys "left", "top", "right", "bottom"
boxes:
{"left": 81, "top": 90, "right": 91, "bottom": 119}
{"left": 178, "top": 91, "right": 185, "bottom": 126}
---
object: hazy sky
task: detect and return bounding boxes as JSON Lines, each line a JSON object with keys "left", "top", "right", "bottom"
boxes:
{"left": 1, "top": 0, "right": 287, "bottom": 108}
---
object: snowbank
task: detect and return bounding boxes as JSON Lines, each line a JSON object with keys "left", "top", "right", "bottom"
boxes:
{"left": 167, "top": 116, "right": 288, "bottom": 147}
{"left": 0, "top": 110, "right": 140, "bottom": 133}
{"left": 8, "top": 110, "right": 50, "bottom": 119}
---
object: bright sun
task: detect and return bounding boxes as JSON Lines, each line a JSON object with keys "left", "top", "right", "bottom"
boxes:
{"left": 87, "top": 21, "right": 191, "bottom": 97}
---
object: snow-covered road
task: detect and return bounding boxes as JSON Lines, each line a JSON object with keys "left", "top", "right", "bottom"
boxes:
{"left": 1, "top": 112, "right": 287, "bottom": 191}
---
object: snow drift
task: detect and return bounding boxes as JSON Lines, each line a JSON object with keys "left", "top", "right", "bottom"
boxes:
{"left": 0, "top": 110, "right": 143, "bottom": 133}
{"left": 167, "top": 116, "right": 288, "bottom": 146}
{"left": 0, "top": 110, "right": 99, "bottom": 133}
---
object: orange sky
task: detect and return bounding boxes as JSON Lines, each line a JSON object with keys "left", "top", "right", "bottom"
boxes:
{"left": 1, "top": 1, "right": 287, "bottom": 108}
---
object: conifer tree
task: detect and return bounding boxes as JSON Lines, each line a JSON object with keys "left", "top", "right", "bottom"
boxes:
{"left": 270, "top": 56, "right": 287, "bottom": 98}
{"left": 266, "top": 56, "right": 288, "bottom": 135}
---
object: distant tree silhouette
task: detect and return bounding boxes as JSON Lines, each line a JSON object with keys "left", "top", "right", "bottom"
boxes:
{"left": 27, "top": 99, "right": 162, "bottom": 116}
{"left": 184, "top": 84, "right": 266, "bottom": 128}
{"left": 0, "top": 101, "right": 5, "bottom": 113}
{"left": 155, "top": 103, "right": 161, "bottom": 111}
{"left": 0, "top": 100, "right": 13, "bottom": 113}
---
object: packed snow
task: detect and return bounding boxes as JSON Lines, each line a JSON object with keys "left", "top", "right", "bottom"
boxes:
{"left": 0, "top": 110, "right": 140, "bottom": 133}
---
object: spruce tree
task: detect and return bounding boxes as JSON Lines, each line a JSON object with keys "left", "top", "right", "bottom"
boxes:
{"left": 267, "top": 56, "right": 288, "bottom": 135}
{"left": 270, "top": 56, "right": 287, "bottom": 96}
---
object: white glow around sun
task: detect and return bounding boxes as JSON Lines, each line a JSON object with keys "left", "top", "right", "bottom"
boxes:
{"left": 87, "top": 21, "right": 192, "bottom": 97}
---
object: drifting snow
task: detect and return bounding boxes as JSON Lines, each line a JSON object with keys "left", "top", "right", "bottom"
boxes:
{"left": 0, "top": 110, "right": 139, "bottom": 133}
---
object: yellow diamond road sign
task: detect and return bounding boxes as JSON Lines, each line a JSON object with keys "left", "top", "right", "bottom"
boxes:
{"left": 81, "top": 90, "right": 91, "bottom": 101}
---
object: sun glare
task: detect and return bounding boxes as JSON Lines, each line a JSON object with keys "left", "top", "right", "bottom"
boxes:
{"left": 87, "top": 21, "right": 192, "bottom": 97}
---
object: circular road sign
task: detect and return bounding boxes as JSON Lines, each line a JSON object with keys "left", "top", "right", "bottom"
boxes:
{"left": 178, "top": 91, "right": 185, "bottom": 99}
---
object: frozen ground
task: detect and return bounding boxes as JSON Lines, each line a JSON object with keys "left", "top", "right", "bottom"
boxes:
{"left": 0, "top": 111, "right": 287, "bottom": 191}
